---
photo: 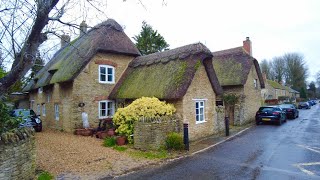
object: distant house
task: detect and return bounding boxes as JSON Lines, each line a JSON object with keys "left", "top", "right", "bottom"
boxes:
{"left": 261, "top": 75, "right": 299, "bottom": 103}
{"left": 23, "top": 19, "right": 141, "bottom": 131}
{"left": 109, "top": 43, "right": 223, "bottom": 141}
{"left": 212, "top": 37, "right": 265, "bottom": 125}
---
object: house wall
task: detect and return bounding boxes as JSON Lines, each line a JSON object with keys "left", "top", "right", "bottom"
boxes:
{"left": 222, "top": 86, "right": 245, "bottom": 125}
{"left": 72, "top": 53, "right": 134, "bottom": 131}
{"left": 178, "top": 64, "right": 217, "bottom": 141}
{"left": 29, "top": 53, "right": 134, "bottom": 132}
{"left": 243, "top": 65, "right": 262, "bottom": 124}
{"left": 29, "top": 82, "right": 73, "bottom": 131}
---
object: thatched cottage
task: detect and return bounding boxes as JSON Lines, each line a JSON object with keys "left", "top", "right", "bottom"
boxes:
{"left": 109, "top": 43, "right": 223, "bottom": 141}
{"left": 212, "top": 37, "right": 265, "bottom": 125}
{"left": 23, "top": 19, "right": 224, "bottom": 141}
{"left": 23, "top": 19, "right": 141, "bottom": 131}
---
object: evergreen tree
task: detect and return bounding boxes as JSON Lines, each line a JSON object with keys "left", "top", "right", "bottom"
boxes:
{"left": 133, "top": 21, "right": 169, "bottom": 55}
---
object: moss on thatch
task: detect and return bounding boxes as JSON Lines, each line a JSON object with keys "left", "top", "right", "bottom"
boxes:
{"left": 110, "top": 43, "right": 223, "bottom": 99}
{"left": 212, "top": 47, "right": 265, "bottom": 88}
{"left": 116, "top": 60, "right": 190, "bottom": 99}
{"left": 212, "top": 58, "right": 243, "bottom": 86}
{"left": 267, "top": 80, "right": 285, "bottom": 89}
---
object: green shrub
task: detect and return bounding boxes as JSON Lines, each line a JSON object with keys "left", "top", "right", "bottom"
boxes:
{"left": 37, "top": 171, "right": 54, "bottom": 180}
{"left": 0, "top": 101, "right": 22, "bottom": 134}
{"left": 103, "top": 137, "right": 116, "bottom": 147}
{"left": 129, "top": 149, "right": 168, "bottom": 159}
{"left": 165, "top": 132, "right": 184, "bottom": 150}
{"left": 113, "top": 97, "right": 176, "bottom": 144}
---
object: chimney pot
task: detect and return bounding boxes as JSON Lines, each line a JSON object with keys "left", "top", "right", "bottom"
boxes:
{"left": 60, "top": 34, "right": 70, "bottom": 48}
{"left": 243, "top": 37, "right": 252, "bottom": 56}
{"left": 80, "top": 21, "right": 88, "bottom": 36}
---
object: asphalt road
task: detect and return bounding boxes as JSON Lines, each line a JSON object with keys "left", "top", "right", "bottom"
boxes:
{"left": 115, "top": 104, "right": 320, "bottom": 180}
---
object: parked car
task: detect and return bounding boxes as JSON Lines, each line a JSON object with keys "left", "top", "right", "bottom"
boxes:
{"left": 298, "top": 102, "right": 310, "bottom": 109}
{"left": 308, "top": 100, "right": 315, "bottom": 106}
{"left": 279, "top": 104, "right": 299, "bottom": 119}
{"left": 10, "top": 109, "right": 42, "bottom": 132}
{"left": 255, "top": 106, "right": 287, "bottom": 126}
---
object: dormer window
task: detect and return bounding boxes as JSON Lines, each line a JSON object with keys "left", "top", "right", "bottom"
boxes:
{"left": 99, "top": 65, "right": 115, "bottom": 84}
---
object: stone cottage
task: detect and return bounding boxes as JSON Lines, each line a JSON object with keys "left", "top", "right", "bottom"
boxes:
{"left": 23, "top": 19, "right": 141, "bottom": 131}
{"left": 212, "top": 37, "right": 265, "bottom": 125}
{"left": 109, "top": 43, "right": 223, "bottom": 141}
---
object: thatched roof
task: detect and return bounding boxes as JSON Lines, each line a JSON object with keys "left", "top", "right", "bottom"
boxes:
{"left": 109, "top": 43, "right": 223, "bottom": 100}
{"left": 23, "top": 19, "right": 140, "bottom": 91}
{"left": 267, "top": 80, "right": 286, "bottom": 90}
{"left": 212, "top": 47, "right": 265, "bottom": 88}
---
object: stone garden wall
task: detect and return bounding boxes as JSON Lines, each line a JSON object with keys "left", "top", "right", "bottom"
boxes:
{"left": 134, "top": 117, "right": 181, "bottom": 150}
{"left": 0, "top": 128, "right": 35, "bottom": 180}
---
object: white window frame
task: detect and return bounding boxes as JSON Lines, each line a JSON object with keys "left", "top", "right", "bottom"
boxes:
{"left": 37, "top": 104, "right": 41, "bottom": 115}
{"left": 47, "top": 94, "right": 51, "bottom": 103}
{"left": 99, "top": 65, "right": 115, "bottom": 84}
{"left": 38, "top": 87, "right": 43, "bottom": 94}
{"left": 254, "top": 79, "right": 257, "bottom": 89}
{"left": 99, "top": 100, "right": 115, "bottom": 119}
{"left": 195, "top": 100, "right": 206, "bottom": 124}
{"left": 54, "top": 104, "right": 59, "bottom": 121}
{"left": 42, "top": 104, "right": 46, "bottom": 116}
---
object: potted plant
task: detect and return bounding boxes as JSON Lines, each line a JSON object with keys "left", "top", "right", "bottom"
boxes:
{"left": 116, "top": 135, "right": 126, "bottom": 146}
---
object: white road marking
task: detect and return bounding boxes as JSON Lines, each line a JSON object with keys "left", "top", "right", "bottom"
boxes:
{"left": 293, "top": 145, "right": 320, "bottom": 176}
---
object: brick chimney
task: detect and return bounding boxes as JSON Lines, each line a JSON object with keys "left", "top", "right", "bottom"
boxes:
{"left": 60, "top": 34, "right": 70, "bottom": 48}
{"left": 243, "top": 37, "right": 252, "bottom": 56}
{"left": 80, "top": 21, "right": 88, "bottom": 36}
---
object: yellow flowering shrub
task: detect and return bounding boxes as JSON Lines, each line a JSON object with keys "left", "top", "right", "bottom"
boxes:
{"left": 113, "top": 97, "right": 176, "bottom": 143}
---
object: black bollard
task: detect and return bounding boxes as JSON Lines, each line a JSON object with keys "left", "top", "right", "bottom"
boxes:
{"left": 225, "top": 116, "right": 229, "bottom": 136}
{"left": 183, "top": 123, "right": 189, "bottom": 151}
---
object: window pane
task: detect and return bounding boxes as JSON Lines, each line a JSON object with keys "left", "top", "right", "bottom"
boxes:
{"left": 200, "top": 107, "right": 204, "bottom": 115}
{"left": 196, "top": 102, "right": 199, "bottom": 108}
{"left": 107, "top": 75, "right": 113, "bottom": 82}
{"left": 200, "top": 114, "right": 204, "bottom": 121}
{"left": 101, "top": 102, "right": 106, "bottom": 110}
{"left": 101, "top": 110, "right": 106, "bottom": 117}
{"left": 107, "top": 102, "right": 112, "bottom": 109}
{"left": 100, "top": 74, "right": 106, "bottom": 81}
{"left": 107, "top": 68, "right": 113, "bottom": 75}
{"left": 100, "top": 67, "right": 106, "bottom": 74}
{"left": 196, "top": 108, "right": 199, "bottom": 115}
{"left": 196, "top": 115, "right": 199, "bottom": 121}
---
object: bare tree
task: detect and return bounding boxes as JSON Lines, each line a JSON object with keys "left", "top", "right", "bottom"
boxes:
{"left": 0, "top": 0, "right": 111, "bottom": 97}
{"left": 260, "top": 59, "right": 273, "bottom": 80}
{"left": 283, "top": 53, "right": 308, "bottom": 90}
{"left": 271, "top": 56, "right": 286, "bottom": 83}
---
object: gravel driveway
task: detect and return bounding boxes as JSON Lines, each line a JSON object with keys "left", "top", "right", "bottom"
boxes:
{"left": 35, "top": 130, "right": 156, "bottom": 179}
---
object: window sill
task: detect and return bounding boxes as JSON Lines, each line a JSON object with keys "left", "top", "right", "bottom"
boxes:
{"left": 196, "top": 121, "right": 207, "bottom": 124}
{"left": 99, "top": 81, "right": 115, "bottom": 84}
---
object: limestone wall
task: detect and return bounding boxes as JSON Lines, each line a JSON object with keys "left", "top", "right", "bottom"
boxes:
{"left": 0, "top": 128, "right": 35, "bottom": 180}
{"left": 134, "top": 117, "right": 180, "bottom": 150}
{"left": 180, "top": 64, "right": 217, "bottom": 141}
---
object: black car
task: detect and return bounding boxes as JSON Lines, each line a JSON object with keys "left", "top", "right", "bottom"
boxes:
{"left": 11, "top": 109, "right": 42, "bottom": 132}
{"left": 279, "top": 104, "right": 299, "bottom": 119}
{"left": 255, "top": 106, "right": 286, "bottom": 125}
{"left": 298, "top": 102, "right": 310, "bottom": 109}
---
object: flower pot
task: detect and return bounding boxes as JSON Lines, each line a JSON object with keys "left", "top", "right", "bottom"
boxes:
{"left": 98, "top": 131, "right": 109, "bottom": 139}
{"left": 116, "top": 136, "right": 126, "bottom": 146}
{"left": 107, "top": 129, "right": 115, "bottom": 136}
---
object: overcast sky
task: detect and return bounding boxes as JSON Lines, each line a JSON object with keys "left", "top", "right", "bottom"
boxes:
{"left": 72, "top": 0, "right": 320, "bottom": 82}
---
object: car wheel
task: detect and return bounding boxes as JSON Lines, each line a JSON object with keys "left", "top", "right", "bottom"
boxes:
{"left": 277, "top": 119, "right": 282, "bottom": 126}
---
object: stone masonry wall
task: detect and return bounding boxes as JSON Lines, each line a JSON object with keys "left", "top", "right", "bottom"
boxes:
{"left": 0, "top": 128, "right": 35, "bottom": 180}
{"left": 134, "top": 118, "right": 180, "bottom": 150}
{"left": 181, "top": 64, "right": 217, "bottom": 141}
{"left": 72, "top": 53, "right": 134, "bottom": 131}
{"left": 243, "top": 65, "right": 262, "bottom": 124}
